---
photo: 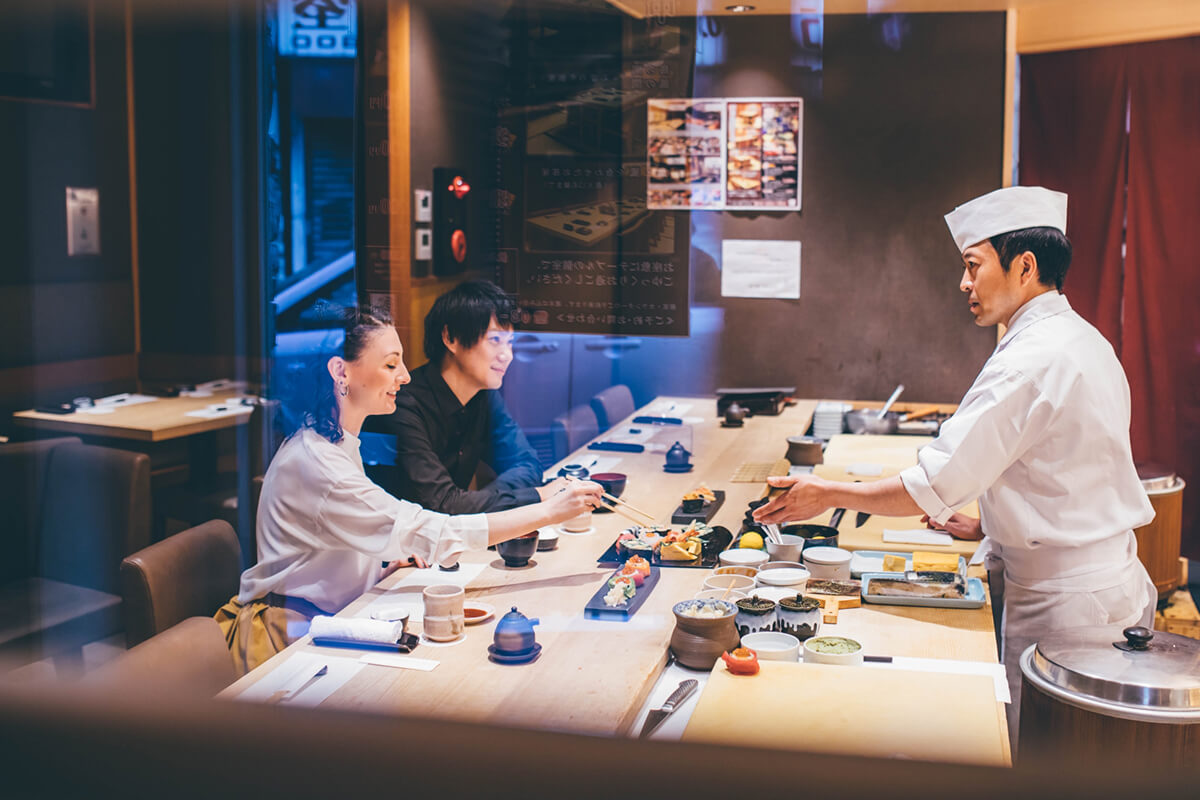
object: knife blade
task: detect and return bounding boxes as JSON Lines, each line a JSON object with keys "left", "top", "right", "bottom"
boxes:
{"left": 638, "top": 679, "right": 699, "bottom": 739}
{"left": 856, "top": 511, "right": 871, "bottom": 528}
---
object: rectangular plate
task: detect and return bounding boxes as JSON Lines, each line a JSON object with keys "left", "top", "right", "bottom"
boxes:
{"left": 850, "top": 551, "right": 967, "bottom": 578}
{"left": 860, "top": 574, "right": 986, "bottom": 609}
{"left": 584, "top": 566, "right": 661, "bottom": 620}
{"left": 670, "top": 489, "right": 726, "bottom": 525}
{"left": 597, "top": 526, "right": 732, "bottom": 569}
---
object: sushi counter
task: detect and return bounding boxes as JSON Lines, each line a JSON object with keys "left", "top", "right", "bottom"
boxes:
{"left": 223, "top": 397, "right": 1008, "bottom": 765}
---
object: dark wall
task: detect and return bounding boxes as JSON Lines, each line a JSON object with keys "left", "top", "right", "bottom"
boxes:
{"left": 694, "top": 13, "right": 1005, "bottom": 403}
{"left": 0, "top": 2, "right": 135, "bottom": 415}
{"left": 132, "top": 0, "right": 265, "bottom": 383}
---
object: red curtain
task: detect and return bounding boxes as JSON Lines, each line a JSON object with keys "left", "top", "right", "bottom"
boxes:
{"left": 1021, "top": 36, "right": 1200, "bottom": 559}
{"left": 1124, "top": 36, "right": 1200, "bottom": 560}
{"left": 1019, "top": 45, "right": 1128, "bottom": 348}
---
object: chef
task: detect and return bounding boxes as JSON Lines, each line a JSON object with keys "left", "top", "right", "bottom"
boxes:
{"left": 754, "top": 186, "right": 1156, "bottom": 745}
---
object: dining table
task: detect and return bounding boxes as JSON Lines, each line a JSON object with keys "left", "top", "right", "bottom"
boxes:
{"left": 221, "top": 395, "right": 1008, "bottom": 765}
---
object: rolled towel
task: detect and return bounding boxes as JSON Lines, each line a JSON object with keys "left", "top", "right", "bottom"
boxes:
{"left": 309, "top": 615, "right": 404, "bottom": 645}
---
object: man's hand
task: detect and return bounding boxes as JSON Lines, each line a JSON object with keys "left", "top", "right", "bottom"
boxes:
{"left": 535, "top": 476, "right": 571, "bottom": 501}
{"left": 923, "top": 512, "right": 984, "bottom": 541}
{"left": 752, "top": 475, "right": 834, "bottom": 526}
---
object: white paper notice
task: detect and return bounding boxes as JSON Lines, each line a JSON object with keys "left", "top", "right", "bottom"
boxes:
{"left": 721, "top": 239, "right": 800, "bottom": 299}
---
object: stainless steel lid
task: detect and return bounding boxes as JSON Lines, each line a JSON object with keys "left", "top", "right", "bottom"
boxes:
{"left": 1136, "top": 462, "right": 1180, "bottom": 493}
{"left": 1030, "top": 626, "right": 1200, "bottom": 712}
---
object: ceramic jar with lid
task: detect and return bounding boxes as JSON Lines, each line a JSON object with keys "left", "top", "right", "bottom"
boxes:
{"left": 734, "top": 595, "right": 777, "bottom": 637}
{"left": 670, "top": 600, "right": 740, "bottom": 670}
{"left": 776, "top": 595, "right": 822, "bottom": 641}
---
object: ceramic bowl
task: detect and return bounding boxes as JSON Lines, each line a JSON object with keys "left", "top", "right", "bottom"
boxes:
{"left": 755, "top": 565, "right": 811, "bottom": 590}
{"left": 496, "top": 532, "right": 539, "bottom": 567}
{"left": 741, "top": 631, "right": 801, "bottom": 662}
{"left": 712, "top": 564, "right": 759, "bottom": 579}
{"left": 719, "top": 548, "right": 769, "bottom": 569}
{"left": 693, "top": 588, "right": 749, "bottom": 602}
{"left": 536, "top": 528, "right": 559, "bottom": 551}
{"left": 670, "top": 600, "right": 740, "bottom": 670}
{"left": 803, "top": 547, "right": 852, "bottom": 581}
{"left": 765, "top": 533, "right": 805, "bottom": 563}
{"left": 782, "top": 522, "right": 839, "bottom": 551}
{"left": 803, "top": 635, "right": 864, "bottom": 665}
{"left": 702, "top": 573, "right": 756, "bottom": 594}
{"left": 591, "top": 472, "right": 627, "bottom": 499}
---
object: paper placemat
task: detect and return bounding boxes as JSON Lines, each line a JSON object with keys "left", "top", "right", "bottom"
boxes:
{"left": 359, "top": 653, "right": 439, "bottom": 671}
{"left": 185, "top": 404, "right": 255, "bottom": 419}
{"left": 360, "top": 562, "right": 487, "bottom": 623}
{"left": 233, "top": 651, "right": 364, "bottom": 707}
{"left": 883, "top": 528, "right": 954, "bottom": 546}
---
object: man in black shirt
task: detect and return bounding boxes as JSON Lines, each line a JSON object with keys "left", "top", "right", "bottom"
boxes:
{"left": 365, "top": 281, "right": 567, "bottom": 513}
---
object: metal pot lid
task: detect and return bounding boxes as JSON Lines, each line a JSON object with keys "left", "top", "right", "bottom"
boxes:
{"left": 1135, "top": 462, "right": 1178, "bottom": 492}
{"left": 1030, "top": 625, "right": 1200, "bottom": 711}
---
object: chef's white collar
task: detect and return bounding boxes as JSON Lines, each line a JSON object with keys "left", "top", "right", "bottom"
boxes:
{"left": 997, "top": 290, "right": 1071, "bottom": 350}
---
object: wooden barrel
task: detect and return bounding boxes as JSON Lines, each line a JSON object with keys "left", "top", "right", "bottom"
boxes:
{"left": 1132, "top": 467, "right": 1185, "bottom": 601}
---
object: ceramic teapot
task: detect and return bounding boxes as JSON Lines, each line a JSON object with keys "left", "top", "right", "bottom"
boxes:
{"left": 493, "top": 606, "right": 540, "bottom": 655}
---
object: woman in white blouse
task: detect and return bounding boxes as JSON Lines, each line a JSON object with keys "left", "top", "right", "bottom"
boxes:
{"left": 217, "top": 310, "right": 601, "bottom": 673}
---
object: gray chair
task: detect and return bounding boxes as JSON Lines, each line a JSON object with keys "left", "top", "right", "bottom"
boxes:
{"left": 590, "top": 384, "right": 636, "bottom": 431}
{"left": 551, "top": 405, "right": 600, "bottom": 463}
{"left": 85, "top": 616, "right": 236, "bottom": 698}
{"left": 120, "top": 519, "right": 242, "bottom": 648}
{"left": 0, "top": 440, "right": 151, "bottom": 674}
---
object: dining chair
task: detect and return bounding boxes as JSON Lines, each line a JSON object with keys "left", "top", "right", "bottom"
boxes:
{"left": 85, "top": 616, "right": 235, "bottom": 697}
{"left": 551, "top": 405, "right": 600, "bottom": 463}
{"left": 0, "top": 440, "right": 151, "bottom": 675}
{"left": 120, "top": 519, "right": 242, "bottom": 648}
{"left": 590, "top": 384, "right": 636, "bottom": 431}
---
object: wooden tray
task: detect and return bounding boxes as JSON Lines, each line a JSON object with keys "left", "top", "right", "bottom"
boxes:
{"left": 583, "top": 566, "right": 661, "bottom": 620}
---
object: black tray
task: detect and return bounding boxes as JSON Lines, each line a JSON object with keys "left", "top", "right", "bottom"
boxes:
{"left": 670, "top": 489, "right": 726, "bottom": 525}
{"left": 596, "top": 526, "right": 733, "bottom": 569}
{"left": 584, "top": 566, "right": 661, "bottom": 620}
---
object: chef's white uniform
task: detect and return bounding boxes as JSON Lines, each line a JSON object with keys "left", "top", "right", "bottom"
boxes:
{"left": 899, "top": 290, "right": 1156, "bottom": 746}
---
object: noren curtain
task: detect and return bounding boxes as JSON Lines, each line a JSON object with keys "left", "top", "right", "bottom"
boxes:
{"left": 1021, "top": 36, "right": 1200, "bottom": 560}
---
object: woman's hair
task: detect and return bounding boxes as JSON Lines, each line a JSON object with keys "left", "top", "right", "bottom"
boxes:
{"left": 279, "top": 305, "right": 393, "bottom": 444}
{"left": 423, "top": 280, "right": 518, "bottom": 364}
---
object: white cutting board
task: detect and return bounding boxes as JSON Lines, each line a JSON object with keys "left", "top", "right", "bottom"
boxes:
{"left": 682, "top": 660, "right": 1009, "bottom": 766}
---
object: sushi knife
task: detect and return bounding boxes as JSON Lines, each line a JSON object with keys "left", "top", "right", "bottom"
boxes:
{"left": 638, "top": 679, "right": 699, "bottom": 739}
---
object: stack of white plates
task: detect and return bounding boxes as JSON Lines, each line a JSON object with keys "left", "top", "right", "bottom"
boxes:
{"left": 812, "top": 402, "right": 851, "bottom": 439}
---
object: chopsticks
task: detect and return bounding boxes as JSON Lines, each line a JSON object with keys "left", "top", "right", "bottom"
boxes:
{"left": 564, "top": 476, "right": 658, "bottom": 525}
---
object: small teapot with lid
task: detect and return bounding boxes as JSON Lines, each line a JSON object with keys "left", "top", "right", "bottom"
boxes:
{"left": 489, "top": 606, "right": 542, "bottom": 663}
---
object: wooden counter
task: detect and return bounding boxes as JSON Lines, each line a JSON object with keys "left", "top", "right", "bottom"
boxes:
{"left": 223, "top": 396, "right": 1003, "bottom": 759}
{"left": 12, "top": 394, "right": 253, "bottom": 442}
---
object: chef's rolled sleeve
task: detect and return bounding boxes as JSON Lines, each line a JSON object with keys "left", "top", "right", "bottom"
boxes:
{"left": 900, "top": 464, "right": 956, "bottom": 525}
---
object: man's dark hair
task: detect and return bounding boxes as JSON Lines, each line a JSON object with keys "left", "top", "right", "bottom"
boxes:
{"left": 989, "top": 226, "right": 1072, "bottom": 291}
{"left": 424, "top": 280, "right": 518, "bottom": 363}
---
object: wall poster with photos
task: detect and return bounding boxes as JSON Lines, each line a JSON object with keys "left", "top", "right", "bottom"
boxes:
{"left": 647, "top": 97, "right": 802, "bottom": 211}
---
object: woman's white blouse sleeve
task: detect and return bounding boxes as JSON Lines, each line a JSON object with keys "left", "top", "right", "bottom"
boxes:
{"left": 316, "top": 464, "right": 489, "bottom": 566}
{"left": 899, "top": 363, "right": 1055, "bottom": 526}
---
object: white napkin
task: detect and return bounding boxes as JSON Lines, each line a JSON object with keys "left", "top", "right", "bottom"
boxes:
{"left": 882, "top": 528, "right": 954, "bottom": 546}
{"left": 309, "top": 615, "right": 403, "bottom": 644}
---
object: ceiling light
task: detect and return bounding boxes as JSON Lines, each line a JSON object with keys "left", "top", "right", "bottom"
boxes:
{"left": 725, "top": 4, "right": 756, "bottom": 12}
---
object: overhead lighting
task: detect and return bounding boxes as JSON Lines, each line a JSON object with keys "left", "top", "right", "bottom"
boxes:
{"left": 725, "top": 4, "right": 756, "bottom": 12}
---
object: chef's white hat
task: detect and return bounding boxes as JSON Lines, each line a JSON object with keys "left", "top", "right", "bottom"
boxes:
{"left": 944, "top": 186, "right": 1068, "bottom": 253}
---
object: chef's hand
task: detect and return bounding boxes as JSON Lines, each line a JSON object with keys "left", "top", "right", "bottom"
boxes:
{"left": 544, "top": 479, "right": 603, "bottom": 523}
{"left": 381, "top": 556, "right": 428, "bottom": 578}
{"left": 536, "top": 476, "right": 570, "bottom": 501}
{"left": 753, "top": 475, "right": 833, "bottom": 525}
{"left": 923, "top": 512, "right": 983, "bottom": 541}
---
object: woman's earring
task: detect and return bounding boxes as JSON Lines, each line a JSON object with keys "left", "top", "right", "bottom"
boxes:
{"left": 338, "top": 380, "right": 349, "bottom": 397}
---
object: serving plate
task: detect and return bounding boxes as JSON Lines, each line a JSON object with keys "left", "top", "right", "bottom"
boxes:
{"left": 849, "top": 551, "right": 967, "bottom": 578}
{"left": 670, "top": 489, "right": 726, "bottom": 525}
{"left": 596, "top": 525, "right": 733, "bottom": 569}
{"left": 860, "top": 574, "right": 986, "bottom": 609}
{"left": 583, "top": 566, "right": 661, "bottom": 620}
